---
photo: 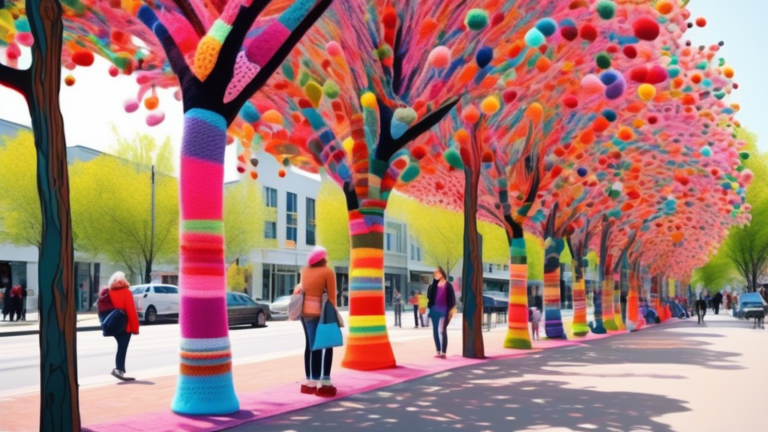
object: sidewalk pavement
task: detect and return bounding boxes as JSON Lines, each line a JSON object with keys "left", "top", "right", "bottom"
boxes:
{"left": 0, "top": 312, "right": 102, "bottom": 336}
{"left": 0, "top": 313, "right": 666, "bottom": 432}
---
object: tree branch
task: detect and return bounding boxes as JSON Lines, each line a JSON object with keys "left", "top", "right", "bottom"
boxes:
{"left": 138, "top": 6, "right": 192, "bottom": 83}
{"left": 225, "top": 0, "right": 334, "bottom": 123}
{"left": 390, "top": 96, "right": 460, "bottom": 155}
{"left": 170, "top": 0, "right": 207, "bottom": 38}
{"left": 208, "top": 0, "right": 274, "bottom": 88}
{"left": 0, "top": 63, "right": 29, "bottom": 96}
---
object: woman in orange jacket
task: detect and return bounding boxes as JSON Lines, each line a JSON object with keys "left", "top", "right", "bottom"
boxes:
{"left": 107, "top": 272, "right": 139, "bottom": 381}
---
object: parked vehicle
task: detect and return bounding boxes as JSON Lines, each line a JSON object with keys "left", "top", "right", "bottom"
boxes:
{"left": 267, "top": 295, "right": 291, "bottom": 320}
{"left": 483, "top": 291, "right": 509, "bottom": 311}
{"left": 738, "top": 292, "right": 766, "bottom": 320}
{"left": 227, "top": 292, "right": 270, "bottom": 327}
{"left": 132, "top": 284, "right": 180, "bottom": 324}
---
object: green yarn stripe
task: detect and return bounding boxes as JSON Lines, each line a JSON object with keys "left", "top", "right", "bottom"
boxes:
{"left": 348, "top": 325, "right": 387, "bottom": 335}
{"left": 183, "top": 220, "right": 224, "bottom": 235}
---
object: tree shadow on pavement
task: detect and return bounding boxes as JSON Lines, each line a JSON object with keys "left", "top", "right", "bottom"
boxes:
{"left": 228, "top": 319, "right": 741, "bottom": 431}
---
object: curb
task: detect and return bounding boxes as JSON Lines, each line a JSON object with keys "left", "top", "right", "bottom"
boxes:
{"left": 0, "top": 325, "right": 102, "bottom": 337}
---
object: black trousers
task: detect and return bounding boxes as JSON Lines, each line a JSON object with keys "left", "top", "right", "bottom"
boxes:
{"left": 394, "top": 303, "right": 402, "bottom": 327}
{"left": 114, "top": 332, "right": 132, "bottom": 372}
{"left": 301, "top": 317, "right": 333, "bottom": 381}
{"left": 413, "top": 305, "right": 420, "bottom": 327}
{"left": 714, "top": 303, "right": 720, "bottom": 315}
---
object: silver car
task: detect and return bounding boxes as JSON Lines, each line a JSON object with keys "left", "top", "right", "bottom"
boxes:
{"left": 267, "top": 295, "right": 291, "bottom": 320}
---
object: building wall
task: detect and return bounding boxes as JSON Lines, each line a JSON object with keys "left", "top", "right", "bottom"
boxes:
{"left": 246, "top": 151, "right": 321, "bottom": 301}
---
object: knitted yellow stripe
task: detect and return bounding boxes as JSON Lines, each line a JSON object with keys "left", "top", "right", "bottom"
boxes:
{"left": 349, "top": 315, "right": 387, "bottom": 328}
{"left": 351, "top": 268, "right": 384, "bottom": 279}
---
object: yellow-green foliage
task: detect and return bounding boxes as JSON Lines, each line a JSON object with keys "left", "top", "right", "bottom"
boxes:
{"left": 69, "top": 153, "right": 179, "bottom": 275}
{"left": 387, "top": 192, "right": 463, "bottom": 271}
{"left": 227, "top": 263, "right": 253, "bottom": 292}
{"left": 479, "top": 221, "right": 509, "bottom": 265}
{"left": 0, "top": 131, "right": 41, "bottom": 248}
{"left": 224, "top": 180, "right": 265, "bottom": 262}
{"left": 526, "top": 233, "right": 544, "bottom": 281}
{"left": 317, "top": 177, "right": 350, "bottom": 264}
{"left": 111, "top": 125, "right": 175, "bottom": 175}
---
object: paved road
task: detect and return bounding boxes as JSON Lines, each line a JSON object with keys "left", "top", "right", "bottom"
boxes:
{"left": 229, "top": 314, "right": 764, "bottom": 432}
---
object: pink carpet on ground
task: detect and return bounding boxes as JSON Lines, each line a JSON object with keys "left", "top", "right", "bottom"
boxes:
{"left": 83, "top": 324, "right": 662, "bottom": 432}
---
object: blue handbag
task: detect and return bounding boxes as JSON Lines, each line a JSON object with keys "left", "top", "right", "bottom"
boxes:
{"left": 102, "top": 308, "right": 127, "bottom": 337}
{"left": 312, "top": 300, "right": 343, "bottom": 351}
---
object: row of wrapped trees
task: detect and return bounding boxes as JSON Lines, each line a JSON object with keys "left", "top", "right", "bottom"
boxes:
{"left": 0, "top": 0, "right": 753, "bottom": 430}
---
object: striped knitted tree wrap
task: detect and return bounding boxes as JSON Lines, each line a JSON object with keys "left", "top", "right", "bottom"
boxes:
{"left": 571, "top": 276, "right": 589, "bottom": 337}
{"left": 504, "top": 236, "right": 531, "bottom": 349}
{"left": 543, "top": 237, "right": 565, "bottom": 339}
{"left": 171, "top": 109, "right": 239, "bottom": 415}
{"left": 341, "top": 204, "right": 396, "bottom": 371}
{"left": 602, "top": 279, "right": 618, "bottom": 331}
{"left": 613, "top": 273, "right": 625, "bottom": 331}
{"left": 626, "top": 271, "right": 639, "bottom": 332}
{"left": 590, "top": 275, "right": 607, "bottom": 334}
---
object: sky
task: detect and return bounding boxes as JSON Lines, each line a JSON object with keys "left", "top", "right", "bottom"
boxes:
{"left": 0, "top": 0, "right": 765, "bottom": 183}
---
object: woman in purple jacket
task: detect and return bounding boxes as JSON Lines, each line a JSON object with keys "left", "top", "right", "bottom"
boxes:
{"left": 427, "top": 266, "right": 457, "bottom": 359}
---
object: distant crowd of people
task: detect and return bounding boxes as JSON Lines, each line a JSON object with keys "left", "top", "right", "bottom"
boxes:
{"left": 1, "top": 284, "right": 27, "bottom": 322}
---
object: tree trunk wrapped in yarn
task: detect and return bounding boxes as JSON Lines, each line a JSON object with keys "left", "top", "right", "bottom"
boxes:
{"left": 341, "top": 206, "right": 396, "bottom": 370}
{"left": 543, "top": 236, "right": 565, "bottom": 339}
{"left": 504, "top": 229, "right": 532, "bottom": 349}
{"left": 171, "top": 109, "right": 239, "bottom": 415}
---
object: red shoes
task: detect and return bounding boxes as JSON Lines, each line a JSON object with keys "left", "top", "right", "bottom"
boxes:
{"left": 300, "top": 384, "right": 317, "bottom": 395}
{"left": 316, "top": 385, "right": 337, "bottom": 398}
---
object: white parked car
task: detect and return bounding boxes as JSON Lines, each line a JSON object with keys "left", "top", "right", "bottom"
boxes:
{"left": 132, "top": 284, "right": 180, "bottom": 324}
{"left": 267, "top": 295, "right": 292, "bottom": 320}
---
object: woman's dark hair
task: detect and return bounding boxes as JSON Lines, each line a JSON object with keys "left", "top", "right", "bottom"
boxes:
{"left": 436, "top": 266, "right": 447, "bottom": 281}
{"left": 310, "top": 258, "right": 327, "bottom": 268}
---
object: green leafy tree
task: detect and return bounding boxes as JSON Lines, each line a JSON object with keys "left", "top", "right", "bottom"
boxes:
{"left": 0, "top": 131, "right": 41, "bottom": 248}
{"left": 720, "top": 129, "right": 768, "bottom": 291}
{"left": 111, "top": 125, "right": 175, "bottom": 175}
{"left": 70, "top": 154, "right": 179, "bottom": 283}
{"left": 224, "top": 180, "right": 265, "bottom": 263}
{"left": 317, "top": 178, "right": 350, "bottom": 265}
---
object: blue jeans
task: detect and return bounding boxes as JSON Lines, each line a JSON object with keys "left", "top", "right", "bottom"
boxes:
{"left": 430, "top": 311, "right": 447, "bottom": 354}
{"left": 301, "top": 317, "right": 333, "bottom": 381}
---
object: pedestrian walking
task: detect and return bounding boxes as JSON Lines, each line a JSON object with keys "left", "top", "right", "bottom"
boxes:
{"left": 409, "top": 290, "right": 420, "bottom": 328}
{"left": 1, "top": 284, "right": 9, "bottom": 321}
{"left": 393, "top": 289, "right": 402, "bottom": 328}
{"left": 9, "top": 284, "right": 22, "bottom": 322}
{"left": 427, "top": 267, "right": 456, "bottom": 359}
{"left": 695, "top": 294, "right": 707, "bottom": 324}
{"left": 106, "top": 272, "right": 139, "bottom": 381}
{"left": 712, "top": 291, "right": 723, "bottom": 315}
{"left": 530, "top": 307, "right": 542, "bottom": 340}
{"left": 20, "top": 284, "right": 27, "bottom": 321}
{"left": 296, "top": 246, "right": 338, "bottom": 397}
{"left": 418, "top": 291, "right": 429, "bottom": 327}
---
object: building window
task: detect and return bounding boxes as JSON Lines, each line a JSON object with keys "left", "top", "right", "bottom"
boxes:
{"left": 286, "top": 192, "right": 297, "bottom": 244}
{"left": 264, "top": 221, "right": 277, "bottom": 239}
{"left": 410, "top": 244, "right": 414, "bottom": 260}
{"left": 417, "top": 247, "right": 421, "bottom": 262}
{"left": 264, "top": 187, "right": 277, "bottom": 208}
{"left": 306, "top": 198, "right": 316, "bottom": 246}
{"left": 385, "top": 222, "right": 405, "bottom": 254}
